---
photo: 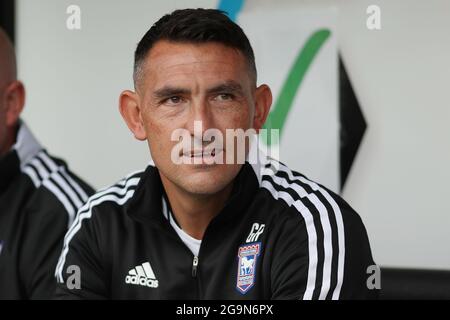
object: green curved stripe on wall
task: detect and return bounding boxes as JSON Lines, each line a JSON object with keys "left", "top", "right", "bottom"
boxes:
{"left": 262, "top": 29, "right": 331, "bottom": 145}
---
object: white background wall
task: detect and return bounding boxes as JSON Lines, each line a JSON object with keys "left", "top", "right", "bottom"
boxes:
{"left": 16, "top": 0, "right": 450, "bottom": 269}
{"left": 337, "top": 0, "right": 450, "bottom": 270}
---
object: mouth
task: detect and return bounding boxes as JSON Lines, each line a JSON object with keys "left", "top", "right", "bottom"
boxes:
{"left": 182, "top": 148, "right": 222, "bottom": 158}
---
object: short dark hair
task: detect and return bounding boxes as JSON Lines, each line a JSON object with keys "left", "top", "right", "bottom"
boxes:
{"left": 133, "top": 8, "right": 257, "bottom": 88}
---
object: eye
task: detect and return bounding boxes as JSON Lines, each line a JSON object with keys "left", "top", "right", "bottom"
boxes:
{"left": 163, "top": 96, "right": 183, "bottom": 106}
{"left": 215, "top": 93, "right": 234, "bottom": 101}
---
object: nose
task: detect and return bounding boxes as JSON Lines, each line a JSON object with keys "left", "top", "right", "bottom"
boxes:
{"left": 185, "top": 97, "right": 215, "bottom": 139}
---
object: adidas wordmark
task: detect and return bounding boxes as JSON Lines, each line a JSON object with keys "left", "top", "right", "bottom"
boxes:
{"left": 125, "top": 262, "right": 159, "bottom": 288}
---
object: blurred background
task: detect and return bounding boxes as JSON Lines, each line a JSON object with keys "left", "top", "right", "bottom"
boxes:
{"left": 1, "top": 0, "right": 449, "bottom": 278}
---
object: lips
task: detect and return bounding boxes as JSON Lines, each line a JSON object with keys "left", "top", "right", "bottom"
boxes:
{"left": 183, "top": 148, "right": 220, "bottom": 158}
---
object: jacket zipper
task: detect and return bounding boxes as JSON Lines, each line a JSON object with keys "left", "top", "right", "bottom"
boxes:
{"left": 192, "top": 255, "right": 199, "bottom": 278}
{"left": 192, "top": 255, "right": 201, "bottom": 299}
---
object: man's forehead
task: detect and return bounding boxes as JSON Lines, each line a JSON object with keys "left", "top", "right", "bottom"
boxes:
{"left": 141, "top": 41, "right": 249, "bottom": 89}
{"left": 149, "top": 71, "right": 247, "bottom": 96}
{"left": 146, "top": 41, "right": 246, "bottom": 72}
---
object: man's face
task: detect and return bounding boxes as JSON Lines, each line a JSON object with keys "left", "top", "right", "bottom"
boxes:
{"left": 137, "top": 41, "right": 258, "bottom": 196}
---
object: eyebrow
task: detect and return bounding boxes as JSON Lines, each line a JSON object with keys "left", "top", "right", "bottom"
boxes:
{"left": 153, "top": 87, "right": 190, "bottom": 100}
{"left": 152, "top": 81, "right": 244, "bottom": 100}
{"left": 206, "top": 81, "right": 244, "bottom": 96}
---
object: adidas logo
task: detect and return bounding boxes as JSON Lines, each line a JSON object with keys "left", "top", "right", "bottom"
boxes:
{"left": 125, "top": 262, "right": 159, "bottom": 288}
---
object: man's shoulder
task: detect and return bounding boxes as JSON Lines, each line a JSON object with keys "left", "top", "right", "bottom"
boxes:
{"left": 258, "top": 161, "right": 375, "bottom": 300}
{"left": 256, "top": 160, "right": 367, "bottom": 235}
{"left": 20, "top": 150, "right": 94, "bottom": 224}
{"left": 76, "top": 168, "right": 145, "bottom": 222}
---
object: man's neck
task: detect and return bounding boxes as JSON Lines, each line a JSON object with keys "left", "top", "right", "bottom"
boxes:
{"left": 160, "top": 174, "right": 234, "bottom": 240}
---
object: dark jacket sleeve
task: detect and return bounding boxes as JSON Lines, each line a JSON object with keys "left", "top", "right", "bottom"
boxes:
{"left": 270, "top": 191, "right": 378, "bottom": 300}
{"left": 336, "top": 195, "right": 379, "bottom": 299}
{"left": 54, "top": 206, "right": 109, "bottom": 300}
{"left": 19, "top": 188, "right": 74, "bottom": 299}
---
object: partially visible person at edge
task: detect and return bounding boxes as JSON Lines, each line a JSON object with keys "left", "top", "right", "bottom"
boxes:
{"left": 0, "top": 27, "right": 94, "bottom": 299}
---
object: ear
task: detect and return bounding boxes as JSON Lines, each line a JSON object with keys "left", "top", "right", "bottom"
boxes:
{"left": 253, "top": 84, "right": 272, "bottom": 132}
{"left": 4, "top": 81, "right": 25, "bottom": 127}
{"left": 119, "top": 90, "right": 147, "bottom": 141}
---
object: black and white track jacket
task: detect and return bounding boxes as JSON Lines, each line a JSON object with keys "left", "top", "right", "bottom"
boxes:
{"left": 0, "top": 122, "right": 94, "bottom": 299}
{"left": 54, "top": 153, "right": 377, "bottom": 300}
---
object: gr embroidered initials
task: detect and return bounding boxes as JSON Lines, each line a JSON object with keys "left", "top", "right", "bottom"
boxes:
{"left": 246, "top": 223, "right": 265, "bottom": 243}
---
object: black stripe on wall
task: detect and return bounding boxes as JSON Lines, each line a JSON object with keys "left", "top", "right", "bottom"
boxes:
{"left": 339, "top": 55, "right": 367, "bottom": 191}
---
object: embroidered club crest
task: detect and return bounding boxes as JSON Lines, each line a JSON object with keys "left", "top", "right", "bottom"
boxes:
{"left": 236, "top": 242, "right": 261, "bottom": 294}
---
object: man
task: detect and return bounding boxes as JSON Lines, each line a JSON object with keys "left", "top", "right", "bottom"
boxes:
{"left": 55, "top": 9, "right": 377, "bottom": 299}
{"left": 0, "top": 28, "right": 94, "bottom": 299}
